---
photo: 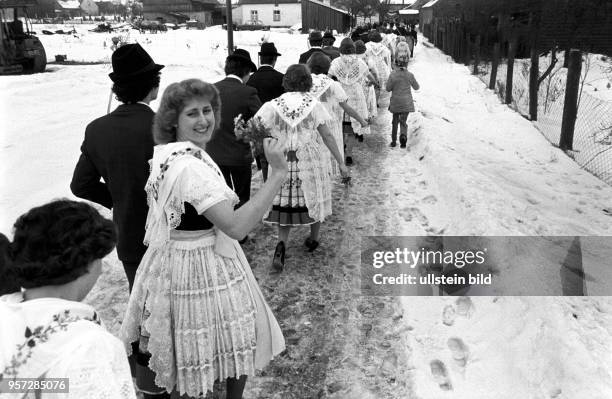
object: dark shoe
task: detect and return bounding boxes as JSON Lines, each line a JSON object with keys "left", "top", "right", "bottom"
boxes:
{"left": 345, "top": 156, "right": 353, "bottom": 165}
{"left": 272, "top": 241, "right": 285, "bottom": 271}
{"left": 400, "top": 135, "right": 407, "bottom": 148}
{"left": 390, "top": 142, "right": 397, "bottom": 147}
{"left": 304, "top": 237, "right": 319, "bottom": 252}
{"left": 357, "top": 134, "right": 364, "bottom": 142}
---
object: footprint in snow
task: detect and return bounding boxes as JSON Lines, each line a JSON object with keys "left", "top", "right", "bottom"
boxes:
{"left": 455, "top": 297, "right": 475, "bottom": 318}
{"left": 442, "top": 304, "right": 456, "bottom": 326}
{"left": 421, "top": 195, "right": 437, "bottom": 205}
{"left": 430, "top": 359, "right": 453, "bottom": 390}
{"left": 447, "top": 337, "right": 469, "bottom": 367}
{"left": 402, "top": 207, "right": 429, "bottom": 227}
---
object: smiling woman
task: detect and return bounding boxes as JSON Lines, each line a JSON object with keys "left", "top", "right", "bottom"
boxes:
{"left": 121, "top": 79, "right": 289, "bottom": 398}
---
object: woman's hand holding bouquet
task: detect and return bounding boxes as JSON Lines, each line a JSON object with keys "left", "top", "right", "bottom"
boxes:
{"left": 234, "top": 114, "right": 274, "bottom": 156}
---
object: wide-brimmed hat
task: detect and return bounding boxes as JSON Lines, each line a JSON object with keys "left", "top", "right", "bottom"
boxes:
{"left": 259, "top": 42, "right": 281, "bottom": 57}
{"left": 227, "top": 48, "right": 257, "bottom": 72}
{"left": 322, "top": 31, "right": 335, "bottom": 43}
{"left": 308, "top": 31, "right": 323, "bottom": 41}
{"left": 108, "top": 43, "right": 164, "bottom": 83}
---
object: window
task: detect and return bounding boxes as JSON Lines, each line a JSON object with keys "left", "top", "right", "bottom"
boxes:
{"left": 250, "top": 10, "right": 258, "bottom": 21}
{"left": 273, "top": 9, "right": 280, "bottom": 22}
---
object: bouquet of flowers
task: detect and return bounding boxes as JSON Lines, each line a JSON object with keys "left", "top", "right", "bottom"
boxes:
{"left": 234, "top": 114, "right": 273, "bottom": 156}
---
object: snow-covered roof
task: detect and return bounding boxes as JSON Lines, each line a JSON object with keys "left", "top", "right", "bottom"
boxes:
{"left": 422, "top": 0, "right": 440, "bottom": 8}
{"left": 56, "top": 0, "right": 81, "bottom": 9}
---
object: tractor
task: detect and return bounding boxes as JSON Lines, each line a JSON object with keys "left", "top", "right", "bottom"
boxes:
{"left": 0, "top": 0, "right": 46, "bottom": 74}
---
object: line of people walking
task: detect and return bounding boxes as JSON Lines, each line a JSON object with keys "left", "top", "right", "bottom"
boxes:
{"left": 0, "top": 24, "right": 421, "bottom": 399}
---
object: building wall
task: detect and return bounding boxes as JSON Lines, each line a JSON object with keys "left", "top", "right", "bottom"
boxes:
{"left": 301, "top": 0, "right": 351, "bottom": 32}
{"left": 237, "top": 3, "right": 301, "bottom": 27}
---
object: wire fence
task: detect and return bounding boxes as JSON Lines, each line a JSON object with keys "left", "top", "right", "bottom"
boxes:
{"left": 475, "top": 56, "right": 612, "bottom": 186}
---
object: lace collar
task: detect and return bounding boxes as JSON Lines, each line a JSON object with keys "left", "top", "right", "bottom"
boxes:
{"left": 366, "top": 42, "right": 385, "bottom": 56}
{"left": 271, "top": 92, "right": 317, "bottom": 128}
{"left": 310, "top": 74, "right": 333, "bottom": 99}
{"left": 332, "top": 56, "right": 368, "bottom": 86}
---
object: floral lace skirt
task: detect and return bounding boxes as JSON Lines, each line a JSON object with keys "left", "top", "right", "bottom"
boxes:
{"left": 264, "top": 145, "right": 333, "bottom": 226}
{"left": 121, "top": 230, "right": 264, "bottom": 397}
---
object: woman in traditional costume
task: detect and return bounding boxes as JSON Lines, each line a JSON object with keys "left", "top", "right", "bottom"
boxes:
{"left": 354, "top": 40, "right": 379, "bottom": 121}
{"left": 329, "top": 38, "right": 377, "bottom": 152}
{"left": 0, "top": 200, "right": 136, "bottom": 399}
{"left": 307, "top": 52, "right": 369, "bottom": 177}
{"left": 255, "top": 64, "right": 349, "bottom": 271}
{"left": 120, "top": 79, "right": 287, "bottom": 399}
{"left": 365, "top": 30, "right": 392, "bottom": 102}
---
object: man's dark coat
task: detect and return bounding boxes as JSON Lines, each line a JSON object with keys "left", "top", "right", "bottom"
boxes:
{"left": 207, "top": 77, "right": 262, "bottom": 166}
{"left": 71, "top": 103, "right": 154, "bottom": 263}
{"left": 247, "top": 65, "right": 285, "bottom": 103}
{"left": 298, "top": 47, "right": 325, "bottom": 64}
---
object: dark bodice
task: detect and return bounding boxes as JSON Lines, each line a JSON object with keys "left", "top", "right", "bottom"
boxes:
{"left": 175, "top": 202, "right": 213, "bottom": 230}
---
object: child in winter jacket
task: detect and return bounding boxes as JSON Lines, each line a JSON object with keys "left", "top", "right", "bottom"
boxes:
{"left": 385, "top": 59, "right": 419, "bottom": 148}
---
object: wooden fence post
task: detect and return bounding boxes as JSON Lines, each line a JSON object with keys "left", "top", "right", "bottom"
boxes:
{"left": 473, "top": 34, "right": 481, "bottom": 75}
{"left": 559, "top": 49, "right": 583, "bottom": 151}
{"left": 505, "top": 36, "right": 517, "bottom": 105}
{"left": 529, "top": 46, "right": 539, "bottom": 120}
{"left": 463, "top": 31, "right": 470, "bottom": 65}
{"left": 528, "top": 11, "right": 541, "bottom": 120}
{"left": 490, "top": 42, "right": 500, "bottom": 90}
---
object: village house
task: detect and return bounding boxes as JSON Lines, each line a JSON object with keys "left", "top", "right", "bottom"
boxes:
{"left": 142, "top": 0, "right": 220, "bottom": 25}
{"left": 231, "top": 0, "right": 351, "bottom": 32}
{"left": 54, "top": 0, "right": 98, "bottom": 18}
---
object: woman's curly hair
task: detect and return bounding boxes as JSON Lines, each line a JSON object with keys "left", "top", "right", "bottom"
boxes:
{"left": 282, "top": 64, "right": 313, "bottom": 92}
{"left": 153, "top": 79, "right": 222, "bottom": 144}
{"left": 307, "top": 52, "right": 331, "bottom": 75}
{"left": 0, "top": 200, "right": 117, "bottom": 291}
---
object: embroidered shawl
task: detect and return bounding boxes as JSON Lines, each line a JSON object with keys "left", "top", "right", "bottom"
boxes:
{"left": 270, "top": 92, "right": 318, "bottom": 128}
{"left": 0, "top": 295, "right": 135, "bottom": 399}
{"left": 310, "top": 74, "right": 334, "bottom": 99}
{"left": 329, "top": 55, "right": 370, "bottom": 86}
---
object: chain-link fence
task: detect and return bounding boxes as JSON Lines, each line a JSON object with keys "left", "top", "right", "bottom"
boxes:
{"left": 474, "top": 55, "right": 612, "bottom": 186}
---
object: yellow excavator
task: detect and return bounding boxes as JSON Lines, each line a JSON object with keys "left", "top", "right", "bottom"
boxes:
{"left": 0, "top": 0, "right": 46, "bottom": 74}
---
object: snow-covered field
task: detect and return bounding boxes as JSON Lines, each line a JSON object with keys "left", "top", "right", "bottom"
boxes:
{"left": 1, "top": 25, "right": 612, "bottom": 398}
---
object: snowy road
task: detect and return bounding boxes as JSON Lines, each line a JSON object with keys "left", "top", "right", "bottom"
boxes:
{"left": 1, "top": 26, "right": 612, "bottom": 398}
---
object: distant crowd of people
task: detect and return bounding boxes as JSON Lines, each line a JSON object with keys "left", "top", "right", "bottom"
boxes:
{"left": 0, "top": 23, "right": 420, "bottom": 399}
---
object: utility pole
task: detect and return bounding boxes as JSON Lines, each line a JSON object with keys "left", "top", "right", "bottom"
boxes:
{"left": 226, "top": 0, "right": 234, "bottom": 55}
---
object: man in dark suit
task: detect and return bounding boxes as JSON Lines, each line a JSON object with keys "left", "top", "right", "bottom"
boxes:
{"left": 70, "top": 43, "right": 163, "bottom": 293}
{"left": 207, "top": 48, "right": 261, "bottom": 215}
{"left": 246, "top": 42, "right": 284, "bottom": 181}
{"left": 298, "top": 31, "right": 325, "bottom": 64}
{"left": 322, "top": 31, "right": 340, "bottom": 60}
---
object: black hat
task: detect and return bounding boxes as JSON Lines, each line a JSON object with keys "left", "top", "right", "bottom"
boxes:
{"left": 322, "top": 31, "right": 335, "bottom": 43}
{"left": 108, "top": 43, "right": 164, "bottom": 83}
{"left": 259, "top": 42, "right": 281, "bottom": 57}
{"left": 308, "top": 31, "right": 323, "bottom": 41}
{"left": 227, "top": 48, "right": 257, "bottom": 72}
